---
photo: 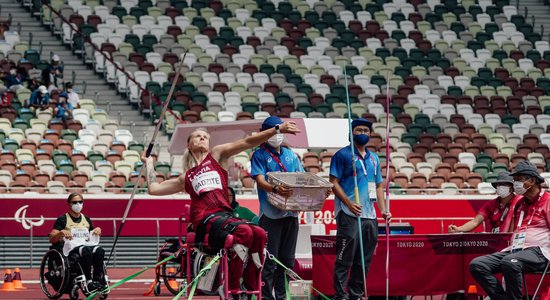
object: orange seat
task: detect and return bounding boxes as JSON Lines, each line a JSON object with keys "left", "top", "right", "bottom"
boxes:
{"left": 435, "top": 163, "right": 453, "bottom": 178}
{"left": 56, "top": 139, "right": 73, "bottom": 154}
{"left": 15, "top": 170, "right": 32, "bottom": 185}
{"left": 20, "top": 161, "right": 37, "bottom": 176}
{"left": 465, "top": 144, "right": 482, "bottom": 156}
{"left": 466, "top": 173, "right": 483, "bottom": 188}
{"left": 20, "top": 139, "right": 37, "bottom": 152}
{"left": 407, "top": 153, "right": 424, "bottom": 166}
{"left": 302, "top": 152, "right": 320, "bottom": 165}
{"left": 67, "top": 181, "right": 83, "bottom": 193}
{"left": 442, "top": 154, "right": 458, "bottom": 167}
{"left": 494, "top": 154, "right": 510, "bottom": 166}
{"left": 482, "top": 144, "right": 499, "bottom": 158}
{"left": 410, "top": 173, "right": 427, "bottom": 187}
{"left": 109, "top": 171, "right": 127, "bottom": 187}
{"left": 39, "top": 140, "right": 55, "bottom": 154}
{"left": 53, "top": 171, "right": 70, "bottom": 186}
{"left": 392, "top": 173, "right": 409, "bottom": 188}
{"left": 105, "top": 181, "right": 122, "bottom": 194}
{"left": 454, "top": 163, "right": 471, "bottom": 177}
{"left": 33, "top": 170, "right": 51, "bottom": 186}
{"left": 71, "top": 171, "right": 89, "bottom": 186}
{"left": 9, "top": 181, "right": 27, "bottom": 194}
{"left": 70, "top": 150, "right": 86, "bottom": 164}
{"left": 29, "top": 181, "right": 45, "bottom": 193}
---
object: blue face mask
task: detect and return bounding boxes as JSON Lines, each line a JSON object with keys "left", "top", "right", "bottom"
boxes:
{"left": 353, "top": 134, "right": 370, "bottom": 146}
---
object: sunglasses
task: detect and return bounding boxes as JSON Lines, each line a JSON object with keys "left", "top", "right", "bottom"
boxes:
{"left": 71, "top": 201, "right": 84, "bottom": 204}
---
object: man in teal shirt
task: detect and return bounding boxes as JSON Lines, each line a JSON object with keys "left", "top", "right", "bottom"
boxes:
{"left": 330, "top": 118, "right": 391, "bottom": 300}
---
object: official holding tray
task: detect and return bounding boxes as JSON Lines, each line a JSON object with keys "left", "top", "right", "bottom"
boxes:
{"left": 251, "top": 116, "right": 305, "bottom": 300}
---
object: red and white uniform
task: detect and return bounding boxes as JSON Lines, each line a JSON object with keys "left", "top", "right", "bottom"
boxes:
{"left": 503, "top": 191, "right": 550, "bottom": 260}
{"left": 478, "top": 194, "right": 522, "bottom": 233}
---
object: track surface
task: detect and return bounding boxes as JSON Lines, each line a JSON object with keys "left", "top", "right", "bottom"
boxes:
{"left": 0, "top": 268, "right": 218, "bottom": 300}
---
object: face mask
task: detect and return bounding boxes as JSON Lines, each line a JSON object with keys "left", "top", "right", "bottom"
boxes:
{"left": 67, "top": 89, "right": 72, "bottom": 93}
{"left": 353, "top": 134, "right": 370, "bottom": 146}
{"left": 496, "top": 185, "right": 511, "bottom": 198}
{"left": 10, "top": 69, "right": 16, "bottom": 75}
{"left": 267, "top": 134, "right": 284, "bottom": 148}
{"left": 513, "top": 180, "right": 530, "bottom": 195}
{"left": 71, "top": 203, "right": 83, "bottom": 213}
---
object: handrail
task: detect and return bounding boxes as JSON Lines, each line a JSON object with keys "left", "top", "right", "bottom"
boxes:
{"left": 39, "top": 0, "right": 196, "bottom": 124}
{"left": 39, "top": 0, "right": 184, "bottom": 120}
{"left": 40, "top": 0, "right": 148, "bottom": 96}
{"left": 0, "top": 185, "right": 499, "bottom": 195}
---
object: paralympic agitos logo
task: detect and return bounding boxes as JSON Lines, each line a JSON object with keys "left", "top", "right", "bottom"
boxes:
{"left": 14, "top": 205, "right": 45, "bottom": 230}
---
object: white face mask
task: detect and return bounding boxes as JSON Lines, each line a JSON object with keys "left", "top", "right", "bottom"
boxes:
{"left": 267, "top": 134, "right": 284, "bottom": 148}
{"left": 71, "top": 203, "right": 83, "bottom": 213}
{"left": 496, "top": 185, "right": 511, "bottom": 198}
{"left": 513, "top": 181, "right": 528, "bottom": 195}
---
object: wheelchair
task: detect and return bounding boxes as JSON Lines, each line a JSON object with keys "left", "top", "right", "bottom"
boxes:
{"left": 39, "top": 248, "right": 110, "bottom": 300}
{"left": 152, "top": 212, "right": 262, "bottom": 299}
{"left": 152, "top": 214, "right": 222, "bottom": 297}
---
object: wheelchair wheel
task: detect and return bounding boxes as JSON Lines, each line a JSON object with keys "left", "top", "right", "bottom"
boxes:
{"left": 40, "top": 249, "right": 69, "bottom": 300}
{"left": 161, "top": 260, "right": 184, "bottom": 295}
{"left": 192, "top": 250, "right": 220, "bottom": 296}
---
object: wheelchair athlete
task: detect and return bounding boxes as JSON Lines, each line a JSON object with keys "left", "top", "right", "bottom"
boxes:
{"left": 49, "top": 192, "right": 107, "bottom": 293}
{"left": 142, "top": 122, "right": 299, "bottom": 299}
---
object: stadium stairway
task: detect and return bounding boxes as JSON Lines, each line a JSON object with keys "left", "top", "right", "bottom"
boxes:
{"left": 517, "top": 0, "right": 550, "bottom": 42}
{"left": 0, "top": 0, "right": 172, "bottom": 162}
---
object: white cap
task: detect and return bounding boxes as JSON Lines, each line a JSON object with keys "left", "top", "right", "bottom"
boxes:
{"left": 38, "top": 85, "right": 47, "bottom": 94}
{"left": 52, "top": 54, "right": 60, "bottom": 61}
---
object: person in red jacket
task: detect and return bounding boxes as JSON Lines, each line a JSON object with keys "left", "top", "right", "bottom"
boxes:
{"left": 448, "top": 172, "right": 521, "bottom": 233}
{"left": 470, "top": 161, "right": 550, "bottom": 300}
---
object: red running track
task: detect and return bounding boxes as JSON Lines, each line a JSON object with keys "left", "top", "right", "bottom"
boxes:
{"left": 0, "top": 268, "right": 219, "bottom": 300}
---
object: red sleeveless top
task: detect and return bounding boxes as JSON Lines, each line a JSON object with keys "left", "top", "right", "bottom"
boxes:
{"left": 184, "top": 153, "right": 232, "bottom": 227}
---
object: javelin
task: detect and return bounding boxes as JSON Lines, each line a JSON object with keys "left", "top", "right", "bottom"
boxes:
{"left": 343, "top": 63, "right": 369, "bottom": 298}
{"left": 106, "top": 49, "right": 189, "bottom": 265}
{"left": 384, "top": 70, "right": 391, "bottom": 300}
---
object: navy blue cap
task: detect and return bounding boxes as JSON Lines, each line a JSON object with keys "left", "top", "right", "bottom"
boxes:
{"left": 351, "top": 118, "right": 372, "bottom": 131}
{"left": 59, "top": 92, "right": 68, "bottom": 99}
{"left": 261, "top": 116, "right": 283, "bottom": 131}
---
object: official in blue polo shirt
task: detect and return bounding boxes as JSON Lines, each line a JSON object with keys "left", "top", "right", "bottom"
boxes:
{"left": 330, "top": 118, "right": 391, "bottom": 300}
{"left": 251, "top": 116, "right": 304, "bottom": 300}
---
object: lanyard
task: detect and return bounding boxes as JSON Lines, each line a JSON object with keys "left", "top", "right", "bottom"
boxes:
{"left": 515, "top": 191, "right": 544, "bottom": 230}
{"left": 356, "top": 155, "right": 367, "bottom": 175}
{"left": 262, "top": 145, "right": 287, "bottom": 172}
{"left": 499, "top": 206, "right": 509, "bottom": 222}
{"left": 355, "top": 153, "right": 376, "bottom": 177}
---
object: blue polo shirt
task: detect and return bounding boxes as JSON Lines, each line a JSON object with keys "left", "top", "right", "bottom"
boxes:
{"left": 251, "top": 144, "right": 305, "bottom": 219}
{"left": 330, "top": 145, "right": 383, "bottom": 219}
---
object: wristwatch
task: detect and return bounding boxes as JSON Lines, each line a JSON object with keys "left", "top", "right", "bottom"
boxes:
{"left": 275, "top": 124, "right": 281, "bottom": 134}
{"left": 272, "top": 185, "right": 278, "bottom": 194}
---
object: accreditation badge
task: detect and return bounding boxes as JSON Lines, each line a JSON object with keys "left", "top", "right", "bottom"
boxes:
{"left": 511, "top": 231, "right": 527, "bottom": 251}
{"left": 368, "top": 182, "right": 377, "bottom": 201}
